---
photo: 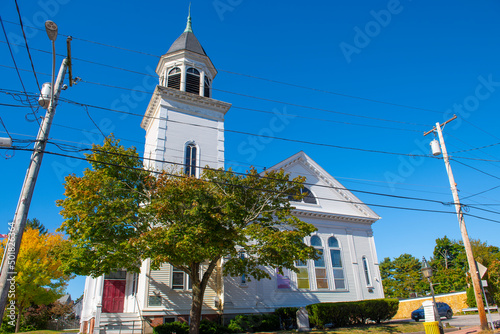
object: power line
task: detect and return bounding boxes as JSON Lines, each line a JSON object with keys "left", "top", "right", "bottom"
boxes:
{"left": 0, "top": 50, "right": 430, "bottom": 129}
{"left": 5, "top": 145, "right": 500, "bottom": 224}
{"left": 59, "top": 97, "right": 438, "bottom": 159}
{"left": 0, "top": 19, "right": 448, "bottom": 115}
{"left": 3, "top": 89, "right": 500, "bottom": 165}
{"left": 44, "top": 139, "right": 500, "bottom": 215}
{"left": 0, "top": 17, "right": 41, "bottom": 126}
{"left": 13, "top": 0, "right": 41, "bottom": 92}
{"left": 451, "top": 159, "right": 500, "bottom": 181}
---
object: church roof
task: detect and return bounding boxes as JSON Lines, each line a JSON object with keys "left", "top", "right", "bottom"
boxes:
{"left": 166, "top": 13, "right": 207, "bottom": 56}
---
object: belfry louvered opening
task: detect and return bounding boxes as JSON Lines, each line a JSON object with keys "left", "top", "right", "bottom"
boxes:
{"left": 167, "top": 67, "right": 181, "bottom": 90}
{"left": 186, "top": 67, "right": 200, "bottom": 94}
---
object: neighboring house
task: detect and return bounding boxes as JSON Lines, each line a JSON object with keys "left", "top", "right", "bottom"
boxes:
{"left": 79, "top": 14, "right": 384, "bottom": 334}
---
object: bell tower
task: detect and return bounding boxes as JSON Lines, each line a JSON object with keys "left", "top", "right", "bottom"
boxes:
{"left": 141, "top": 12, "right": 231, "bottom": 175}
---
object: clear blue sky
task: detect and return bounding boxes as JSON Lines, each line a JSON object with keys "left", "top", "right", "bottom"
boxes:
{"left": 1, "top": 1, "right": 500, "bottom": 299}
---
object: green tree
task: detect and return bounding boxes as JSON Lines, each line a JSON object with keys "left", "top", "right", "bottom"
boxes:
{"left": 380, "top": 254, "right": 426, "bottom": 298}
{"left": 57, "top": 136, "right": 318, "bottom": 334}
{"left": 26, "top": 218, "right": 47, "bottom": 235}
{"left": 430, "top": 236, "right": 467, "bottom": 293}
{"left": 0, "top": 228, "right": 73, "bottom": 332}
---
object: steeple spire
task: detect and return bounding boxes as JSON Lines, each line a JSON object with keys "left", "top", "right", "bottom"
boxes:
{"left": 184, "top": 3, "right": 193, "bottom": 33}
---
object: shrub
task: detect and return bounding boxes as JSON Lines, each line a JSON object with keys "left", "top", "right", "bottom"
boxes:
{"left": 360, "top": 299, "right": 399, "bottom": 323}
{"left": 199, "top": 319, "right": 233, "bottom": 334}
{"left": 153, "top": 321, "right": 189, "bottom": 334}
{"left": 228, "top": 313, "right": 279, "bottom": 333}
{"left": 274, "top": 307, "right": 298, "bottom": 330}
{"left": 306, "top": 298, "right": 399, "bottom": 329}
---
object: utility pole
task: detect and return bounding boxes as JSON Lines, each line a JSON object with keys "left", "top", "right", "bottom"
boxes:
{"left": 0, "top": 22, "right": 70, "bottom": 322}
{"left": 424, "top": 115, "right": 488, "bottom": 330}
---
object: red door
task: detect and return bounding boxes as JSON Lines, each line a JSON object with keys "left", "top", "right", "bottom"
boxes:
{"left": 102, "top": 280, "right": 126, "bottom": 313}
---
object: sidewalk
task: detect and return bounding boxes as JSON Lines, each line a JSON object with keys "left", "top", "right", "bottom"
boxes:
{"left": 449, "top": 326, "right": 482, "bottom": 334}
{"left": 412, "top": 325, "right": 483, "bottom": 334}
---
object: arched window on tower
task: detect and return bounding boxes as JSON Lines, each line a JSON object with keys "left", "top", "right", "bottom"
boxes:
{"left": 167, "top": 67, "right": 181, "bottom": 90}
{"left": 186, "top": 67, "right": 200, "bottom": 94}
{"left": 204, "top": 76, "right": 211, "bottom": 97}
{"left": 184, "top": 143, "right": 197, "bottom": 176}
{"left": 328, "top": 236, "right": 345, "bottom": 289}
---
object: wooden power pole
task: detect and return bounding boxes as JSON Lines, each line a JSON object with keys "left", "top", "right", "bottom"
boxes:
{"left": 424, "top": 115, "right": 488, "bottom": 330}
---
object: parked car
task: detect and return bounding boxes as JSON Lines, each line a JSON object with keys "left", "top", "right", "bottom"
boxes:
{"left": 411, "top": 302, "right": 453, "bottom": 321}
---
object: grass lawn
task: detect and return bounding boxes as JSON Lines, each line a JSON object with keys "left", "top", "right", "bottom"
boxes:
{"left": 253, "top": 321, "right": 426, "bottom": 333}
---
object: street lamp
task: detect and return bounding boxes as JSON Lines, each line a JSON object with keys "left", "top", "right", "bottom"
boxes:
{"left": 45, "top": 20, "right": 57, "bottom": 106}
{"left": 421, "top": 257, "right": 443, "bottom": 333}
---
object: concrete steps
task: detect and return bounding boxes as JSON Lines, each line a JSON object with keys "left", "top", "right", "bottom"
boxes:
{"left": 100, "top": 313, "right": 143, "bottom": 334}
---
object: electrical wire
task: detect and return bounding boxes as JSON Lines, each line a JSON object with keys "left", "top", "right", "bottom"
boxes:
{"left": 44, "top": 139, "right": 497, "bottom": 211}
{"left": 0, "top": 117, "right": 12, "bottom": 139}
{"left": 0, "top": 17, "right": 41, "bottom": 126}
{"left": 58, "top": 97, "right": 438, "bottom": 159}
{"left": 13, "top": 0, "right": 41, "bottom": 92}
{"left": 0, "top": 19, "right": 448, "bottom": 115}
{"left": 5, "top": 145, "right": 500, "bottom": 223}
{"left": 0, "top": 40, "right": 435, "bottom": 128}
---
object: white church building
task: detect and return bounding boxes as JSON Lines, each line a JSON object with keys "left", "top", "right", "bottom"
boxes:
{"left": 79, "top": 15, "right": 384, "bottom": 334}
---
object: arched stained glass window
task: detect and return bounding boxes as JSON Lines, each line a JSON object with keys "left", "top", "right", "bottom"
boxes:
{"left": 311, "top": 236, "right": 328, "bottom": 289}
{"left": 167, "top": 67, "right": 181, "bottom": 90}
{"left": 328, "top": 236, "right": 345, "bottom": 289}
{"left": 186, "top": 67, "right": 200, "bottom": 94}
{"left": 184, "top": 143, "right": 197, "bottom": 176}
{"left": 296, "top": 259, "right": 309, "bottom": 289}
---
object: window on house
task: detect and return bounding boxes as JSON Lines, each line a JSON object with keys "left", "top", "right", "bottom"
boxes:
{"left": 296, "top": 259, "right": 309, "bottom": 289}
{"left": 311, "top": 236, "right": 328, "bottom": 289}
{"left": 184, "top": 143, "right": 197, "bottom": 176}
{"left": 172, "top": 267, "right": 191, "bottom": 290}
{"left": 186, "top": 67, "right": 200, "bottom": 94}
{"left": 288, "top": 186, "right": 317, "bottom": 204}
{"left": 167, "top": 67, "right": 181, "bottom": 90}
{"left": 328, "top": 236, "right": 345, "bottom": 290}
{"left": 204, "top": 76, "right": 211, "bottom": 97}
{"left": 362, "top": 256, "right": 372, "bottom": 286}
{"left": 276, "top": 268, "right": 291, "bottom": 289}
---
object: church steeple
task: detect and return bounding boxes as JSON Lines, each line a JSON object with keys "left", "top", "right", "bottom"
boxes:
{"left": 142, "top": 10, "right": 231, "bottom": 175}
{"left": 155, "top": 9, "right": 216, "bottom": 98}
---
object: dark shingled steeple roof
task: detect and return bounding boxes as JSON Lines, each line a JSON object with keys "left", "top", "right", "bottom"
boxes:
{"left": 166, "top": 10, "right": 207, "bottom": 56}
{"left": 167, "top": 31, "right": 207, "bottom": 56}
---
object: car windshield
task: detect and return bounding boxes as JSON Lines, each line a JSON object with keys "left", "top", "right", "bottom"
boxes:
{"left": 418, "top": 305, "right": 424, "bottom": 310}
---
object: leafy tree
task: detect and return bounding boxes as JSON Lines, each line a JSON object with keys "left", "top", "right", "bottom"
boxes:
{"left": 57, "top": 136, "right": 318, "bottom": 334}
{"left": 430, "top": 236, "right": 467, "bottom": 293}
{"left": 0, "top": 228, "right": 73, "bottom": 332}
{"left": 26, "top": 218, "right": 47, "bottom": 235}
{"left": 379, "top": 254, "right": 426, "bottom": 298}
